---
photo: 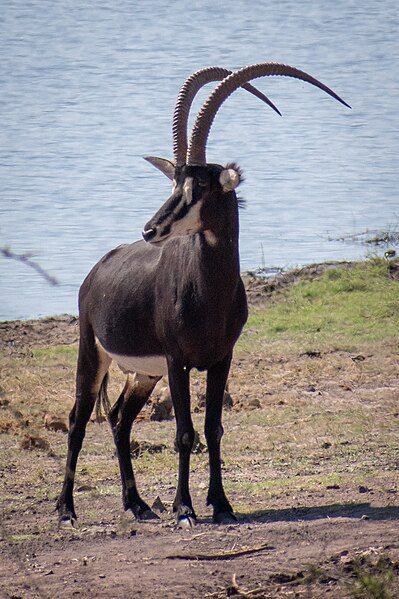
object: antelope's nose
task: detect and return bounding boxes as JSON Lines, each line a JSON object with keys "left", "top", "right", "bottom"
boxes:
{"left": 142, "top": 227, "right": 156, "bottom": 242}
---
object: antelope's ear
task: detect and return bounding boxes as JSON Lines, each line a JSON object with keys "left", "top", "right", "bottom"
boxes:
{"left": 219, "top": 163, "right": 243, "bottom": 192}
{"left": 144, "top": 156, "right": 176, "bottom": 180}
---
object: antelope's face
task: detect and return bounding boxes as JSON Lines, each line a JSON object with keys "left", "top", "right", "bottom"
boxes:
{"left": 142, "top": 164, "right": 242, "bottom": 245}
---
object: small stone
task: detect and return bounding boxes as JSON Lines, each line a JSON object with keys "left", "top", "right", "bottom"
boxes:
{"left": 44, "top": 570, "right": 54, "bottom": 576}
{"left": 99, "top": 574, "right": 106, "bottom": 579}
{"left": 150, "top": 389, "right": 173, "bottom": 421}
{"left": 301, "top": 351, "right": 321, "bottom": 359}
{"left": 322, "top": 442, "right": 332, "bottom": 449}
{"left": 19, "top": 434, "right": 50, "bottom": 451}
{"left": 130, "top": 438, "right": 166, "bottom": 458}
{"left": 77, "top": 485, "right": 94, "bottom": 492}
{"left": 247, "top": 398, "right": 261, "bottom": 409}
{"left": 44, "top": 414, "right": 68, "bottom": 433}
{"left": 361, "top": 514, "right": 370, "bottom": 520}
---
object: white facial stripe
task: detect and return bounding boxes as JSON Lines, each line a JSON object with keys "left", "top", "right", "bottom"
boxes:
{"left": 149, "top": 177, "right": 204, "bottom": 244}
{"left": 183, "top": 177, "right": 193, "bottom": 204}
{"left": 156, "top": 196, "right": 188, "bottom": 235}
{"left": 151, "top": 193, "right": 203, "bottom": 244}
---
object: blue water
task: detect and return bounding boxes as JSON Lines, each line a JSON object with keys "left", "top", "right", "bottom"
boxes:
{"left": 1, "top": 0, "right": 398, "bottom": 320}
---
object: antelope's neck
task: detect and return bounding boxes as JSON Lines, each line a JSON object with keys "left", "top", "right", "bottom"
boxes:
{"left": 196, "top": 216, "right": 241, "bottom": 300}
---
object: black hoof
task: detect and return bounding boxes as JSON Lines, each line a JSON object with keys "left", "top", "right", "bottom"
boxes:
{"left": 213, "top": 510, "right": 238, "bottom": 525}
{"left": 177, "top": 514, "right": 197, "bottom": 529}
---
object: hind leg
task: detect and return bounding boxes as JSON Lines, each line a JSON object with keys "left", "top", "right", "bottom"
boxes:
{"left": 57, "top": 333, "right": 111, "bottom": 526}
{"left": 109, "top": 372, "right": 160, "bottom": 520}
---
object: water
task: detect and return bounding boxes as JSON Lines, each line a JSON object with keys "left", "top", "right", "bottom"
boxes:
{"left": 1, "top": 0, "right": 398, "bottom": 320}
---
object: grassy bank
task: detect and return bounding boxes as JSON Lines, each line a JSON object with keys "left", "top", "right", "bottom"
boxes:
{"left": 240, "top": 258, "right": 399, "bottom": 352}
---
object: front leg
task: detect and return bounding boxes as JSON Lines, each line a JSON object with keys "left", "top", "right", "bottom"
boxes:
{"left": 167, "top": 358, "right": 196, "bottom": 528}
{"left": 205, "top": 352, "right": 236, "bottom": 524}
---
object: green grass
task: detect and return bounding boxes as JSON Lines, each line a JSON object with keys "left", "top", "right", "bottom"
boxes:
{"left": 350, "top": 555, "right": 397, "bottom": 599}
{"left": 31, "top": 345, "right": 77, "bottom": 363}
{"left": 239, "top": 259, "right": 399, "bottom": 352}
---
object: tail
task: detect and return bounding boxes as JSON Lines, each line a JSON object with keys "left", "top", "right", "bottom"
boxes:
{"left": 95, "top": 372, "right": 111, "bottom": 422}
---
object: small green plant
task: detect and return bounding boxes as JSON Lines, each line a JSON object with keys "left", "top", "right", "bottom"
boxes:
{"left": 350, "top": 555, "right": 396, "bottom": 599}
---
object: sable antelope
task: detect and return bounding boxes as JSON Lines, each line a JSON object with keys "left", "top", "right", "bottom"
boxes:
{"left": 57, "top": 63, "right": 350, "bottom": 529}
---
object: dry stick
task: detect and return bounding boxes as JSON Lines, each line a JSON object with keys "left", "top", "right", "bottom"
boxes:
{"left": 166, "top": 541, "right": 274, "bottom": 561}
{"left": 177, "top": 532, "right": 208, "bottom": 542}
{"left": 0, "top": 246, "right": 59, "bottom": 285}
{"left": 206, "top": 572, "right": 272, "bottom": 599}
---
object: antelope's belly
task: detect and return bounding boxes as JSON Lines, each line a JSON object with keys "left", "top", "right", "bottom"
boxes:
{"left": 110, "top": 352, "right": 167, "bottom": 376}
{"left": 96, "top": 338, "right": 167, "bottom": 376}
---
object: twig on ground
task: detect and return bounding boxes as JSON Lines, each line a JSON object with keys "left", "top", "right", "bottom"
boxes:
{"left": 1, "top": 246, "right": 59, "bottom": 286}
{"left": 177, "top": 532, "right": 208, "bottom": 543}
{"left": 205, "top": 573, "right": 271, "bottom": 598}
{"left": 166, "top": 542, "right": 274, "bottom": 561}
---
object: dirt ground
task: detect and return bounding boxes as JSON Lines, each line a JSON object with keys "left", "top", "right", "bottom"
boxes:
{"left": 1, "top": 267, "right": 399, "bottom": 598}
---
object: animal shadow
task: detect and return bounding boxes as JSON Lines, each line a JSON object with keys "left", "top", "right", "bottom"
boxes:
{"left": 237, "top": 502, "right": 399, "bottom": 523}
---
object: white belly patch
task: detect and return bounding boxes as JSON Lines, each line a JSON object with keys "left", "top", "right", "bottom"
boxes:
{"left": 96, "top": 344, "right": 166, "bottom": 378}
{"left": 111, "top": 353, "right": 167, "bottom": 376}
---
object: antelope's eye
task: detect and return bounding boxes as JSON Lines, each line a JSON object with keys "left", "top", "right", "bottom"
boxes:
{"left": 197, "top": 180, "right": 207, "bottom": 187}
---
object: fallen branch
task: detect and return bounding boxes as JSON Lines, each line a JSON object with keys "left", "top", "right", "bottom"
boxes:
{"left": 206, "top": 573, "right": 271, "bottom": 598}
{"left": 1, "top": 246, "right": 59, "bottom": 286}
{"left": 166, "top": 542, "right": 274, "bottom": 561}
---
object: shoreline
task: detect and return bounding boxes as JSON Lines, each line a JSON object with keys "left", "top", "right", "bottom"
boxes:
{"left": 0, "top": 259, "right": 358, "bottom": 329}
{"left": 1, "top": 256, "right": 397, "bottom": 354}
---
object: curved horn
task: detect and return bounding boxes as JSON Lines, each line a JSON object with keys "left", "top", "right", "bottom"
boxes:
{"left": 173, "top": 67, "right": 281, "bottom": 167}
{"left": 187, "top": 62, "right": 351, "bottom": 165}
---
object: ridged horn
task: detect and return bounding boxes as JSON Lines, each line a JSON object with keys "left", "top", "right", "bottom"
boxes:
{"left": 187, "top": 62, "right": 351, "bottom": 165}
{"left": 173, "top": 66, "right": 281, "bottom": 167}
